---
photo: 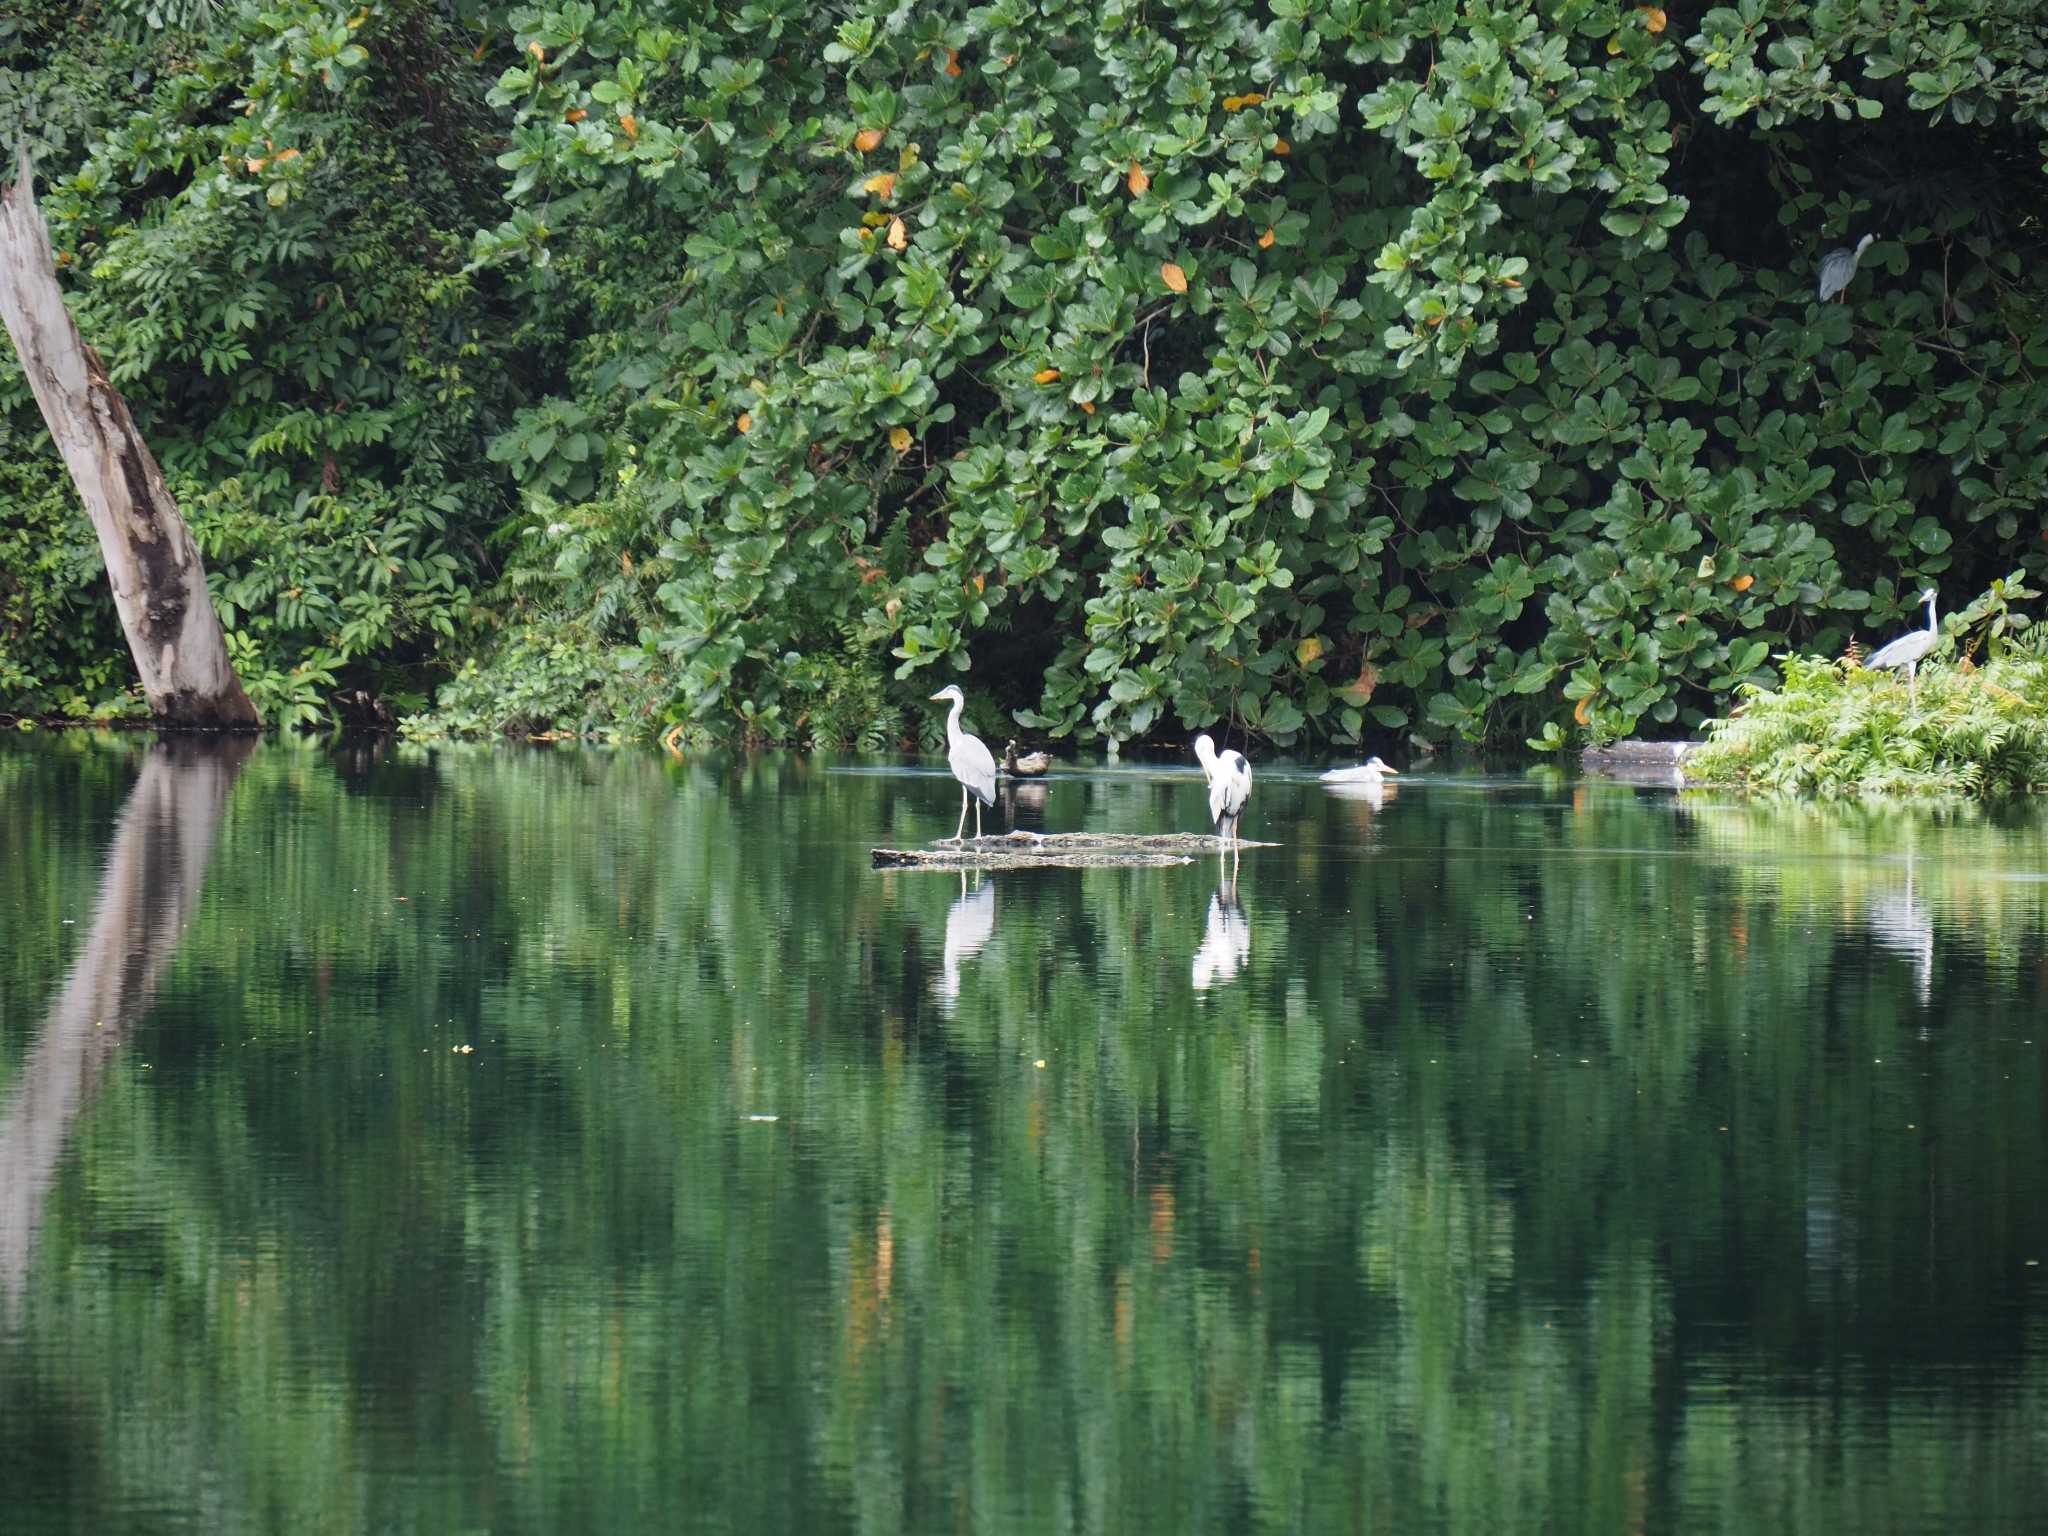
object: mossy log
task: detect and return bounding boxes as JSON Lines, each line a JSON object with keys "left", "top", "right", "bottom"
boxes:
{"left": 871, "top": 830, "right": 1276, "bottom": 869}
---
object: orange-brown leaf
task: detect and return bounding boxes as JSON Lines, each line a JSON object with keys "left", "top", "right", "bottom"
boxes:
{"left": 736, "top": 412, "right": 752, "bottom": 435}
{"left": 1221, "top": 92, "right": 1265, "bottom": 112}
{"left": 566, "top": 107, "right": 587, "bottom": 123}
{"left": 1272, "top": 138, "right": 1291, "bottom": 155}
{"left": 1640, "top": 5, "right": 1667, "bottom": 33}
{"left": 1033, "top": 368, "right": 1061, "bottom": 385}
{"left": 247, "top": 157, "right": 268, "bottom": 173}
{"left": 620, "top": 113, "right": 638, "bottom": 138}
{"left": 1080, "top": 401, "right": 1096, "bottom": 415}
{"left": 886, "top": 216, "right": 908, "bottom": 251}
{"left": 945, "top": 49, "right": 962, "bottom": 76}
{"left": 1258, "top": 226, "right": 1275, "bottom": 249}
{"left": 863, "top": 172, "right": 897, "bottom": 198}
{"left": 889, "top": 426, "right": 912, "bottom": 453}
{"left": 1573, "top": 695, "right": 1593, "bottom": 726}
{"left": 527, "top": 41, "right": 545, "bottom": 61}
{"left": 1731, "top": 573, "right": 1755, "bottom": 592}
{"left": 275, "top": 147, "right": 301, "bottom": 162}
{"left": 1161, "top": 261, "right": 1189, "bottom": 294}
{"left": 1127, "top": 161, "right": 1150, "bottom": 196}
{"left": 854, "top": 127, "right": 885, "bottom": 152}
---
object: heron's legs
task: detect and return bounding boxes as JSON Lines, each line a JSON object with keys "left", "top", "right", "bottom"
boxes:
{"left": 952, "top": 788, "right": 969, "bottom": 843}
{"left": 1908, "top": 660, "right": 1918, "bottom": 710}
{"left": 974, "top": 799, "right": 984, "bottom": 841}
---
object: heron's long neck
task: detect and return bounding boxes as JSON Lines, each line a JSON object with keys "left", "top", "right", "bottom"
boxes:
{"left": 1925, "top": 593, "right": 1938, "bottom": 632}
{"left": 946, "top": 696, "right": 965, "bottom": 745}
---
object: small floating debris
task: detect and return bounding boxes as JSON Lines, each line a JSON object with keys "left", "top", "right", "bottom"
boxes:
{"left": 746, "top": 1114, "right": 780, "bottom": 1123}
{"left": 871, "top": 830, "right": 1276, "bottom": 870}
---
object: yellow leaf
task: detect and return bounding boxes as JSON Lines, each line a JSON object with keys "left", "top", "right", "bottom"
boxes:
{"left": 864, "top": 172, "right": 897, "bottom": 198}
{"left": 1161, "top": 261, "right": 1189, "bottom": 293}
{"left": 1607, "top": 35, "right": 1623, "bottom": 54}
{"left": 736, "top": 412, "right": 752, "bottom": 434}
{"left": 1080, "top": 401, "right": 1096, "bottom": 415}
{"left": 890, "top": 426, "right": 912, "bottom": 453}
{"left": 620, "top": 113, "right": 638, "bottom": 139}
{"left": 1573, "top": 695, "right": 1593, "bottom": 726}
{"left": 1731, "top": 573, "right": 1755, "bottom": 592}
{"left": 945, "top": 49, "right": 962, "bottom": 76}
{"left": 527, "top": 41, "right": 544, "bottom": 61}
{"left": 1127, "top": 161, "right": 1150, "bottom": 196}
{"left": 1272, "top": 138, "right": 1291, "bottom": 155}
{"left": 1033, "top": 367, "right": 1061, "bottom": 384}
{"left": 1222, "top": 92, "right": 1265, "bottom": 112}
{"left": 854, "top": 127, "right": 885, "bottom": 152}
{"left": 886, "top": 216, "right": 908, "bottom": 250}
{"left": 1640, "top": 5, "right": 1667, "bottom": 33}
{"left": 1296, "top": 635, "right": 1325, "bottom": 667}
{"left": 1258, "top": 226, "right": 1275, "bottom": 249}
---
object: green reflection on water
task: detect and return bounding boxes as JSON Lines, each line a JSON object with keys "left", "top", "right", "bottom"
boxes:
{"left": 1, "top": 738, "right": 2045, "bottom": 1534}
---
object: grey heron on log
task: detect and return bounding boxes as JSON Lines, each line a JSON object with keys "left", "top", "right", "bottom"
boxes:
{"left": 1863, "top": 587, "right": 1941, "bottom": 705}
{"left": 929, "top": 684, "right": 997, "bottom": 843}
{"left": 1193, "top": 733, "right": 1253, "bottom": 851}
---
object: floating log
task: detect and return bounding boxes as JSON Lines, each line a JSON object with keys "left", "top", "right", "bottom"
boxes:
{"left": 1581, "top": 739, "right": 1700, "bottom": 785}
{"left": 871, "top": 830, "right": 1274, "bottom": 869}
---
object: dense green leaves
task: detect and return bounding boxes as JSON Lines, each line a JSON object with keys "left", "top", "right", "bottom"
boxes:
{"left": 3, "top": 0, "right": 2046, "bottom": 745}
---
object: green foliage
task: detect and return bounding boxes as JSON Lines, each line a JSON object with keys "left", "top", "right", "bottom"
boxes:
{"left": 5, "top": 0, "right": 2048, "bottom": 746}
{"left": 1687, "top": 639, "right": 2048, "bottom": 798}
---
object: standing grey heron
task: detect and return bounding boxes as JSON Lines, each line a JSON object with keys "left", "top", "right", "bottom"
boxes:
{"left": 936, "top": 873, "right": 995, "bottom": 1011}
{"left": 1193, "top": 733, "right": 1253, "bottom": 847}
{"left": 1817, "top": 233, "right": 1875, "bottom": 303}
{"left": 929, "top": 684, "right": 997, "bottom": 843}
{"left": 1863, "top": 587, "right": 1941, "bottom": 704}
{"left": 1319, "top": 756, "right": 1399, "bottom": 786}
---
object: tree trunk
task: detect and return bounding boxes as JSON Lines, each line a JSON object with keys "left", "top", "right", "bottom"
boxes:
{"left": 0, "top": 148, "right": 260, "bottom": 729}
{"left": 0, "top": 737, "right": 255, "bottom": 1316}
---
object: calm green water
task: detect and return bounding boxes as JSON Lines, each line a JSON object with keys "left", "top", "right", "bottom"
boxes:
{"left": 2, "top": 736, "right": 2045, "bottom": 1534}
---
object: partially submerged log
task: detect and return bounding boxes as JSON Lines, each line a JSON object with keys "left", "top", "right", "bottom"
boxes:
{"left": 1581, "top": 739, "right": 1700, "bottom": 785}
{"left": 872, "top": 829, "right": 1276, "bottom": 869}
{"left": 0, "top": 149, "right": 259, "bottom": 729}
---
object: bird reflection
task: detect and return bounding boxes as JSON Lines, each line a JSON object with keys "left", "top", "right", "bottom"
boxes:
{"left": 1323, "top": 777, "right": 1396, "bottom": 811}
{"left": 1865, "top": 852, "right": 1934, "bottom": 1008}
{"left": 935, "top": 873, "right": 996, "bottom": 1012}
{"left": 1191, "top": 871, "right": 1250, "bottom": 992}
{"left": 0, "top": 738, "right": 253, "bottom": 1316}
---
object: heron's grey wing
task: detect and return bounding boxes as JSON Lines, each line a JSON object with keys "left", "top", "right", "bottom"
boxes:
{"left": 1864, "top": 630, "right": 1934, "bottom": 670}
{"left": 954, "top": 733, "right": 999, "bottom": 805}
{"left": 1224, "top": 753, "right": 1252, "bottom": 817}
{"left": 1817, "top": 251, "right": 1850, "bottom": 300}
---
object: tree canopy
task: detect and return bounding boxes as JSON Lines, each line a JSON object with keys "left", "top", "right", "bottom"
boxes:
{"left": 4, "top": 0, "right": 2046, "bottom": 747}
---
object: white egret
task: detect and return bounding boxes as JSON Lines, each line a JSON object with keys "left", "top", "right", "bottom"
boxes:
{"left": 1319, "top": 756, "right": 1400, "bottom": 785}
{"left": 1192, "top": 733, "right": 1253, "bottom": 844}
{"left": 929, "top": 684, "right": 998, "bottom": 843}
{"left": 1817, "top": 233, "right": 1875, "bottom": 303}
{"left": 1863, "top": 587, "right": 1940, "bottom": 704}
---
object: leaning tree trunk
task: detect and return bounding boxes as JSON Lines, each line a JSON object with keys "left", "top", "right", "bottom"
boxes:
{"left": 0, "top": 148, "right": 259, "bottom": 728}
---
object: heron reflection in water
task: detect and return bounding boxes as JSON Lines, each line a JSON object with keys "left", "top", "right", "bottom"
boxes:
{"left": 935, "top": 873, "right": 995, "bottom": 1012}
{"left": 1865, "top": 850, "right": 1934, "bottom": 1011}
{"left": 1191, "top": 871, "right": 1250, "bottom": 992}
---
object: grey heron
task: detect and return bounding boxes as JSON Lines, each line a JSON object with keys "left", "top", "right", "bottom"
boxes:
{"left": 936, "top": 873, "right": 995, "bottom": 1010}
{"left": 929, "top": 684, "right": 998, "bottom": 842}
{"left": 1001, "top": 739, "right": 1051, "bottom": 777}
{"left": 1193, "top": 733, "right": 1253, "bottom": 846}
{"left": 1319, "top": 756, "right": 1400, "bottom": 786}
{"left": 1863, "top": 587, "right": 1940, "bottom": 704}
{"left": 1817, "top": 233, "right": 1875, "bottom": 303}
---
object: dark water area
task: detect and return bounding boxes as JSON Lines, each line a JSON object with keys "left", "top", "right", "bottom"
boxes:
{"left": 2, "top": 735, "right": 2045, "bottom": 1533}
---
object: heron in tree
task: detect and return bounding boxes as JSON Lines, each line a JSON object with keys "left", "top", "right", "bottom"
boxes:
{"left": 1193, "top": 733, "right": 1253, "bottom": 848}
{"left": 1862, "top": 587, "right": 1941, "bottom": 704}
{"left": 929, "top": 684, "right": 997, "bottom": 843}
{"left": 1817, "top": 233, "right": 1875, "bottom": 303}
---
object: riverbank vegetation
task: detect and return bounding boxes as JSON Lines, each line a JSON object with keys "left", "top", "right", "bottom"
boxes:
{"left": 4, "top": 1, "right": 2047, "bottom": 749}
